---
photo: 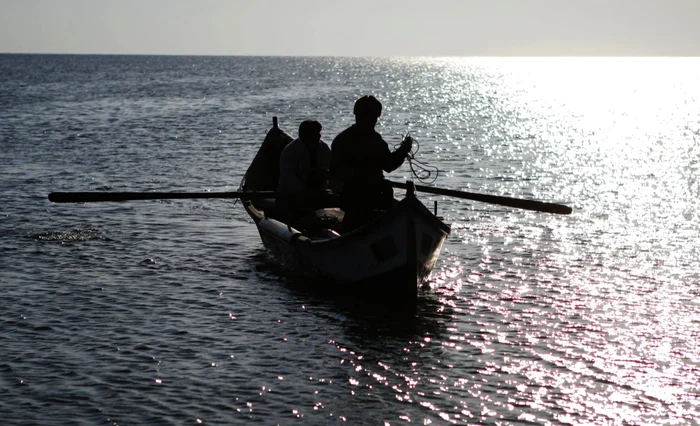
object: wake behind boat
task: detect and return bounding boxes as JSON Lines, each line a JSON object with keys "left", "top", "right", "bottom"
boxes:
{"left": 240, "top": 118, "right": 451, "bottom": 303}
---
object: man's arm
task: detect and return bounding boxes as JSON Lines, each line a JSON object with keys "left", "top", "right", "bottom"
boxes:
{"left": 383, "top": 135, "right": 413, "bottom": 173}
{"left": 278, "top": 145, "right": 305, "bottom": 193}
{"left": 329, "top": 135, "right": 355, "bottom": 191}
{"left": 329, "top": 140, "right": 351, "bottom": 182}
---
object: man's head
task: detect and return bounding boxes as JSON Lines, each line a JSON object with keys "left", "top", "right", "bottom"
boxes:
{"left": 353, "top": 95, "right": 382, "bottom": 128}
{"left": 299, "top": 120, "right": 322, "bottom": 143}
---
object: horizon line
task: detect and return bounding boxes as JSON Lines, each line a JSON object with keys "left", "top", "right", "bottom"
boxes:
{"left": 2, "top": 52, "right": 700, "bottom": 58}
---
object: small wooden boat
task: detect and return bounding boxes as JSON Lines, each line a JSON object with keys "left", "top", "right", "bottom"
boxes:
{"left": 240, "top": 118, "right": 451, "bottom": 303}
{"left": 47, "top": 119, "right": 570, "bottom": 309}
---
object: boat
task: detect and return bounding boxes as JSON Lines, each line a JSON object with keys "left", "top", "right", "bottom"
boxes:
{"left": 239, "top": 118, "right": 451, "bottom": 303}
{"left": 46, "top": 117, "right": 571, "bottom": 309}
{"left": 46, "top": 116, "right": 570, "bottom": 310}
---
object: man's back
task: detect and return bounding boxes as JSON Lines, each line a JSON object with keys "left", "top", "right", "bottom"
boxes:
{"left": 278, "top": 138, "right": 331, "bottom": 195}
{"left": 330, "top": 124, "right": 391, "bottom": 186}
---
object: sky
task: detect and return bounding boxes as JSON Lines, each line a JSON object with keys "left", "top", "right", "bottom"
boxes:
{"left": 1, "top": 0, "right": 699, "bottom": 56}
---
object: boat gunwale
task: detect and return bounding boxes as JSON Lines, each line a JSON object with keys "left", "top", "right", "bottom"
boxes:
{"left": 242, "top": 192, "right": 450, "bottom": 249}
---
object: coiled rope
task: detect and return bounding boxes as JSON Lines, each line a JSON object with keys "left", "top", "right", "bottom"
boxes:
{"left": 398, "top": 133, "right": 440, "bottom": 185}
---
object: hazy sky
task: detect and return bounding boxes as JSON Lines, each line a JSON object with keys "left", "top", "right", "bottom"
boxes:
{"left": 1, "top": 0, "right": 699, "bottom": 56}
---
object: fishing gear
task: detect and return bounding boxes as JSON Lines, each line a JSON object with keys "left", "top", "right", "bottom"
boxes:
{"left": 398, "top": 133, "right": 440, "bottom": 185}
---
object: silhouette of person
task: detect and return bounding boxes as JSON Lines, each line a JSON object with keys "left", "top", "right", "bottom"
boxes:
{"left": 330, "top": 95, "right": 413, "bottom": 231}
{"left": 277, "top": 120, "right": 332, "bottom": 224}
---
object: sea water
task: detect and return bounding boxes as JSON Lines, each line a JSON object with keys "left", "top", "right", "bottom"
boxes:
{"left": 1, "top": 54, "right": 699, "bottom": 425}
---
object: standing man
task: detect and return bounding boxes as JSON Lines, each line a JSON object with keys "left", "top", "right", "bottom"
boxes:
{"left": 330, "top": 95, "right": 413, "bottom": 230}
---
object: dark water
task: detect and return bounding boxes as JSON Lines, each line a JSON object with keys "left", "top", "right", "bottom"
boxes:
{"left": 1, "top": 54, "right": 699, "bottom": 425}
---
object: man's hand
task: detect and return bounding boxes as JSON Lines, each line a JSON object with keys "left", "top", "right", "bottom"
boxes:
{"left": 400, "top": 135, "right": 413, "bottom": 154}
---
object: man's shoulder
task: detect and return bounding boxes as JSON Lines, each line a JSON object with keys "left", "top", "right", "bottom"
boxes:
{"left": 280, "top": 138, "right": 302, "bottom": 156}
{"left": 332, "top": 125, "right": 356, "bottom": 145}
{"left": 370, "top": 130, "right": 386, "bottom": 143}
{"left": 331, "top": 125, "right": 386, "bottom": 150}
{"left": 319, "top": 141, "right": 332, "bottom": 165}
{"left": 282, "top": 138, "right": 301, "bottom": 147}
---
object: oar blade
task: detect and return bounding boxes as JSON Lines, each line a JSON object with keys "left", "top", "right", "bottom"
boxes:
{"left": 466, "top": 192, "right": 572, "bottom": 215}
{"left": 389, "top": 181, "right": 572, "bottom": 215}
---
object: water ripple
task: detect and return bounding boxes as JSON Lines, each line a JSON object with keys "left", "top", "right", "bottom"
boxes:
{"left": 1, "top": 55, "right": 699, "bottom": 425}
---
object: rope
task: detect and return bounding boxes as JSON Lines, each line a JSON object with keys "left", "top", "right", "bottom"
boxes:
{"left": 396, "top": 133, "right": 440, "bottom": 185}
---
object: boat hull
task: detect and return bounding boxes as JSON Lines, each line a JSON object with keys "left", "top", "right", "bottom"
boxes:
{"left": 239, "top": 118, "right": 450, "bottom": 305}
{"left": 243, "top": 194, "right": 450, "bottom": 302}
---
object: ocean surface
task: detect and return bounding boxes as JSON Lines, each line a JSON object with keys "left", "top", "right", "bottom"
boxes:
{"left": 1, "top": 54, "right": 699, "bottom": 425}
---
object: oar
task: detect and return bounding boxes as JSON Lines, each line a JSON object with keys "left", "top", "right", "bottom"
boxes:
{"left": 48, "top": 191, "right": 275, "bottom": 203}
{"left": 389, "top": 181, "right": 572, "bottom": 215}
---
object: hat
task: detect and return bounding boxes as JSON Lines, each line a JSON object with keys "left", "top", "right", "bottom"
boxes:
{"left": 353, "top": 95, "right": 382, "bottom": 117}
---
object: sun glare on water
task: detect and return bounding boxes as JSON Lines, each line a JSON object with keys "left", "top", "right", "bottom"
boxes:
{"left": 401, "top": 56, "right": 700, "bottom": 424}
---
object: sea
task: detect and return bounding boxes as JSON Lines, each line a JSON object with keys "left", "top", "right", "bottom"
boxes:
{"left": 1, "top": 54, "right": 699, "bottom": 425}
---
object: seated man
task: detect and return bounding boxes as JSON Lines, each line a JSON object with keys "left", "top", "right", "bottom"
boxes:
{"left": 276, "top": 120, "right": 333, "bottom": 228}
